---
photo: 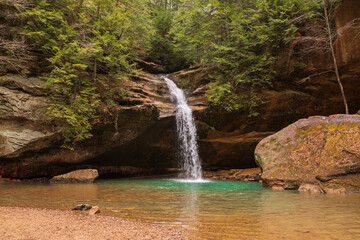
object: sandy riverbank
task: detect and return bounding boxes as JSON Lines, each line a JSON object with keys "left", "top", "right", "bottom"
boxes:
{"left": 0, "top": 207, "right": 184, "bottom": 240}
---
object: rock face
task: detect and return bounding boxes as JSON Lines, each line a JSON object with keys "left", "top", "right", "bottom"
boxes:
{"left": 255, "top": 115, "right": 360, "bottom": 192}
{"left": 0, "top": 0, "right": 360, "bottom": 179}
{"left": 0, "top": 73, "right": 178, "bottom": 179}
{"left": 203, "top": 168, "right": 260, "bottom": 181}
{"left": 169, "top": 0, "right": 360, "bottom": 171}
{"left": 0, "top": 75, "right": 53, "bottom": 157}
{"left": 50, "top": 169, "right": 99, "bottom": 183}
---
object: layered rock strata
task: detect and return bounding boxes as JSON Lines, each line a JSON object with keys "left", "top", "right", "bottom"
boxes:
{"left": 0, "top": 73, "right": 178, "bottom": 179}
{"left": 0, "top": 0, "right": 360, "bottom": 179}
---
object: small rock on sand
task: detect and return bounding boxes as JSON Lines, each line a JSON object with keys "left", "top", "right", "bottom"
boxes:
{"left": 89, "top": 206, "right": 100, "bottom": 215}
{"left": 72, "top": 204, "right": 92, "bottom": 211}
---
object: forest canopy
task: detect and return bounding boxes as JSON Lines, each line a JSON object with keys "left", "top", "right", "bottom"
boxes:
{"left": 0, "top": 0, "right": 338, "bottom": 147}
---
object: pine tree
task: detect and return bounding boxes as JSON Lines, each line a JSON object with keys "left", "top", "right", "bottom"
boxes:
{"left": 25, "top": 0, "right": 153, "bottom": 149}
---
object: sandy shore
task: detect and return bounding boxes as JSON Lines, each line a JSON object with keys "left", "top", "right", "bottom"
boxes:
{"left": 0, "top": 207, "right": 184, "bottom": 240}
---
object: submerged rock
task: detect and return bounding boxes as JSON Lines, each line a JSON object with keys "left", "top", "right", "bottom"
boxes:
{"left": 50, "top": 169, "right": 99, "bottom": 183}
{"left": 255, "top": 114, "right": 360, "bottom": 192}
{"left": 72, "top": 204, "right": 92, "bottom": 211}
{"left": 298, "top": 183, "right": 326, "bottom": 194}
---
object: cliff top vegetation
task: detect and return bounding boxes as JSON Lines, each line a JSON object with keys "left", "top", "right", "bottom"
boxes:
{"left": 0, "top": 0, "right": 344, "bottom": 147}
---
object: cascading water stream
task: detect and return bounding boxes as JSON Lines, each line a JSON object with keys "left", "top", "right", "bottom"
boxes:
{"left": 163, "top": 75, "right": 203, "bottom": 180}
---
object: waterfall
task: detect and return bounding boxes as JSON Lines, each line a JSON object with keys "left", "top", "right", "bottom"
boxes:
{"left": 163, "top": 76, "right": 203, "bottom": 180}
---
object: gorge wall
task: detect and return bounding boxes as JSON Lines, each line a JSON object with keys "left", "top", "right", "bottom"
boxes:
{"left": 0, "top": 0, "right": 360, "bottom": 179}
{"left": 0, "top": 74, "right": 179, "bottom": 178}
{"left": 169, "top": 0, "right": 360, "bottom": 171}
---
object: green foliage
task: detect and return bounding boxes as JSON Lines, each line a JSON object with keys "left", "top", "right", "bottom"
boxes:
{"left": 206, "top": 81, "right": 263, "bottom": 117}
{"left": 0, "top": 0, "right": 32, "bottom": 74}
{"left": 148, "top": 3, "right": 188, "bottom": 71}
{"left": 206, "top": 82, "right": 241, "bottom": 112}
{"left": 25, "top": 0, "right": 152, "bottom": 148}
{"left": 2, "top": 0, "right": 327, "bottom": 146}
{"left": 168, "top": 0, "right": 321, "bottom": 113}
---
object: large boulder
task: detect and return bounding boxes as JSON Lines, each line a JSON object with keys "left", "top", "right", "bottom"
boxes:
{"left": 50, "top": 169, "right": 99, "bottom": 183}
{"left": 255, "top": 114, "right": 360, "bottom": 192}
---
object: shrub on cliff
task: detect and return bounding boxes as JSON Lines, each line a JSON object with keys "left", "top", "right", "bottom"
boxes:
{"left": 25, "top": 0, "right": 153, "bottom": 149}
{"left": 168, "top": 0, "right": 323, "bottom": 114}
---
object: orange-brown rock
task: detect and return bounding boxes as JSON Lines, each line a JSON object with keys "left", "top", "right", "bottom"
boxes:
{"left": 0, "top": 1, "right": 360, "bottom": 180}
{"left": 171, "top": 0, "right": 360, "bottom": 173}
{"left": 89, "top": 206, "right": 101, "bottom": 215}
{"left": 50, "top": 169, "right": 99, "bottom": 183}
{"left": 298, "top": 183, "right": 326, "bottom": 194}
{"left": 255, "top": 115, "right": 360, "bottom": 192}
{"left": 203, "top": 168, "right": 261, "bottom": 181}
{"left": 0, "top": 73, "right": 178, "bottom": 179}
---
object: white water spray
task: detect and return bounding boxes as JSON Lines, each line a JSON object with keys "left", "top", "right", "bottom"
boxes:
{"left": 163, "top": 76, "right": 203, "bottom": 180}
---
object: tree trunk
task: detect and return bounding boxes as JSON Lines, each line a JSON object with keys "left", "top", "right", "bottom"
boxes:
{"left": 322, "top": 0, "right": 349, "bottom": 114}
{"left": 93, "top": 57, "right": 97, "bottom": 80}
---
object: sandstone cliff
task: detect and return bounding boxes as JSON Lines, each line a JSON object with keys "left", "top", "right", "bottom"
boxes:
{"left": 0, "top": 0, "right": 360, "bottom": 179}
{"left": 170, "top": 0, "right": 360, "bottom": 172}
{"left": 0, "top": 73, "right": 178, "bottom": 178}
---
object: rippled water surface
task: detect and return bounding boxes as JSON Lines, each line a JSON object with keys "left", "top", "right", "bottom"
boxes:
{"left": 1, "top": 179, "right": 360, "bottom": 239}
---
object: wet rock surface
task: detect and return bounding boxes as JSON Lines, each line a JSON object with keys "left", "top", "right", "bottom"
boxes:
{"left": 298, "top": 183, "right": 326, "bottom": 194}
{"left": 255, "top": 115, "right": 360, "bottom": 192}
{"left": 72, "top": 204, "right": 92, "bottom": 211}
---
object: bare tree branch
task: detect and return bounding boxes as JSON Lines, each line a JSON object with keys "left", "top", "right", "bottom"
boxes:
{"left": 322, "top": 0, "right": 348, "bottom": 114}
{"left": 295, "top": 70, "right": 334, "bottom": 84}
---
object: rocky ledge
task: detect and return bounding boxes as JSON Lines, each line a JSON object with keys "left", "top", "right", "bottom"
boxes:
{"left": 0, "top": 73, "right": 178, "bottom": 179}
{"left": 255, "top": 114, "right": 360, "bottom": 193}
{"left": 203, "top": 168, "right": 261, "bottom": 181}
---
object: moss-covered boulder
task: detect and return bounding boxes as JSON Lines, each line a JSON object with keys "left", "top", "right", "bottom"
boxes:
{"left": 255, "top": 114, "right": 360, "bottom": 192}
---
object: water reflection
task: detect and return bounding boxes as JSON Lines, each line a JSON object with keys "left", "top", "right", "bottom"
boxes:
{"left": 179, "top": 184, "right": 199, "bottom": 232}
{"left": 256, "top": 192, "right": 360, "bottom": 240}
{"left": 1, "top": 180, "right": 360, "bottom": 239}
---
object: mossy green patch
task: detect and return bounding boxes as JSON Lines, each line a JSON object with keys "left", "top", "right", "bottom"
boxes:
{"left": 259, "top": 118, "right": 360, "bottom": 190}
{"left": 323, "top": 174, "right": 360, "bottom": 192}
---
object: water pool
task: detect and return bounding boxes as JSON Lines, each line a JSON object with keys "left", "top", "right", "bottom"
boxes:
{"left": 1, "top": 179, "right": 359, "bottom": 239}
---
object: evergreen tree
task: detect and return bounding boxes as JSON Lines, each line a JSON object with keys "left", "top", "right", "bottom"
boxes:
{"left": 148, "top": 0, "right": 187, "bottom": 71}
{"left": 25, "top": 0, "right": 153, "bottom": 149}
{"left": 169, "top": 0, "right": 321, "bottom": 114}
{"left": 2, "top": 0, "right": 333, "bottom": 146}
